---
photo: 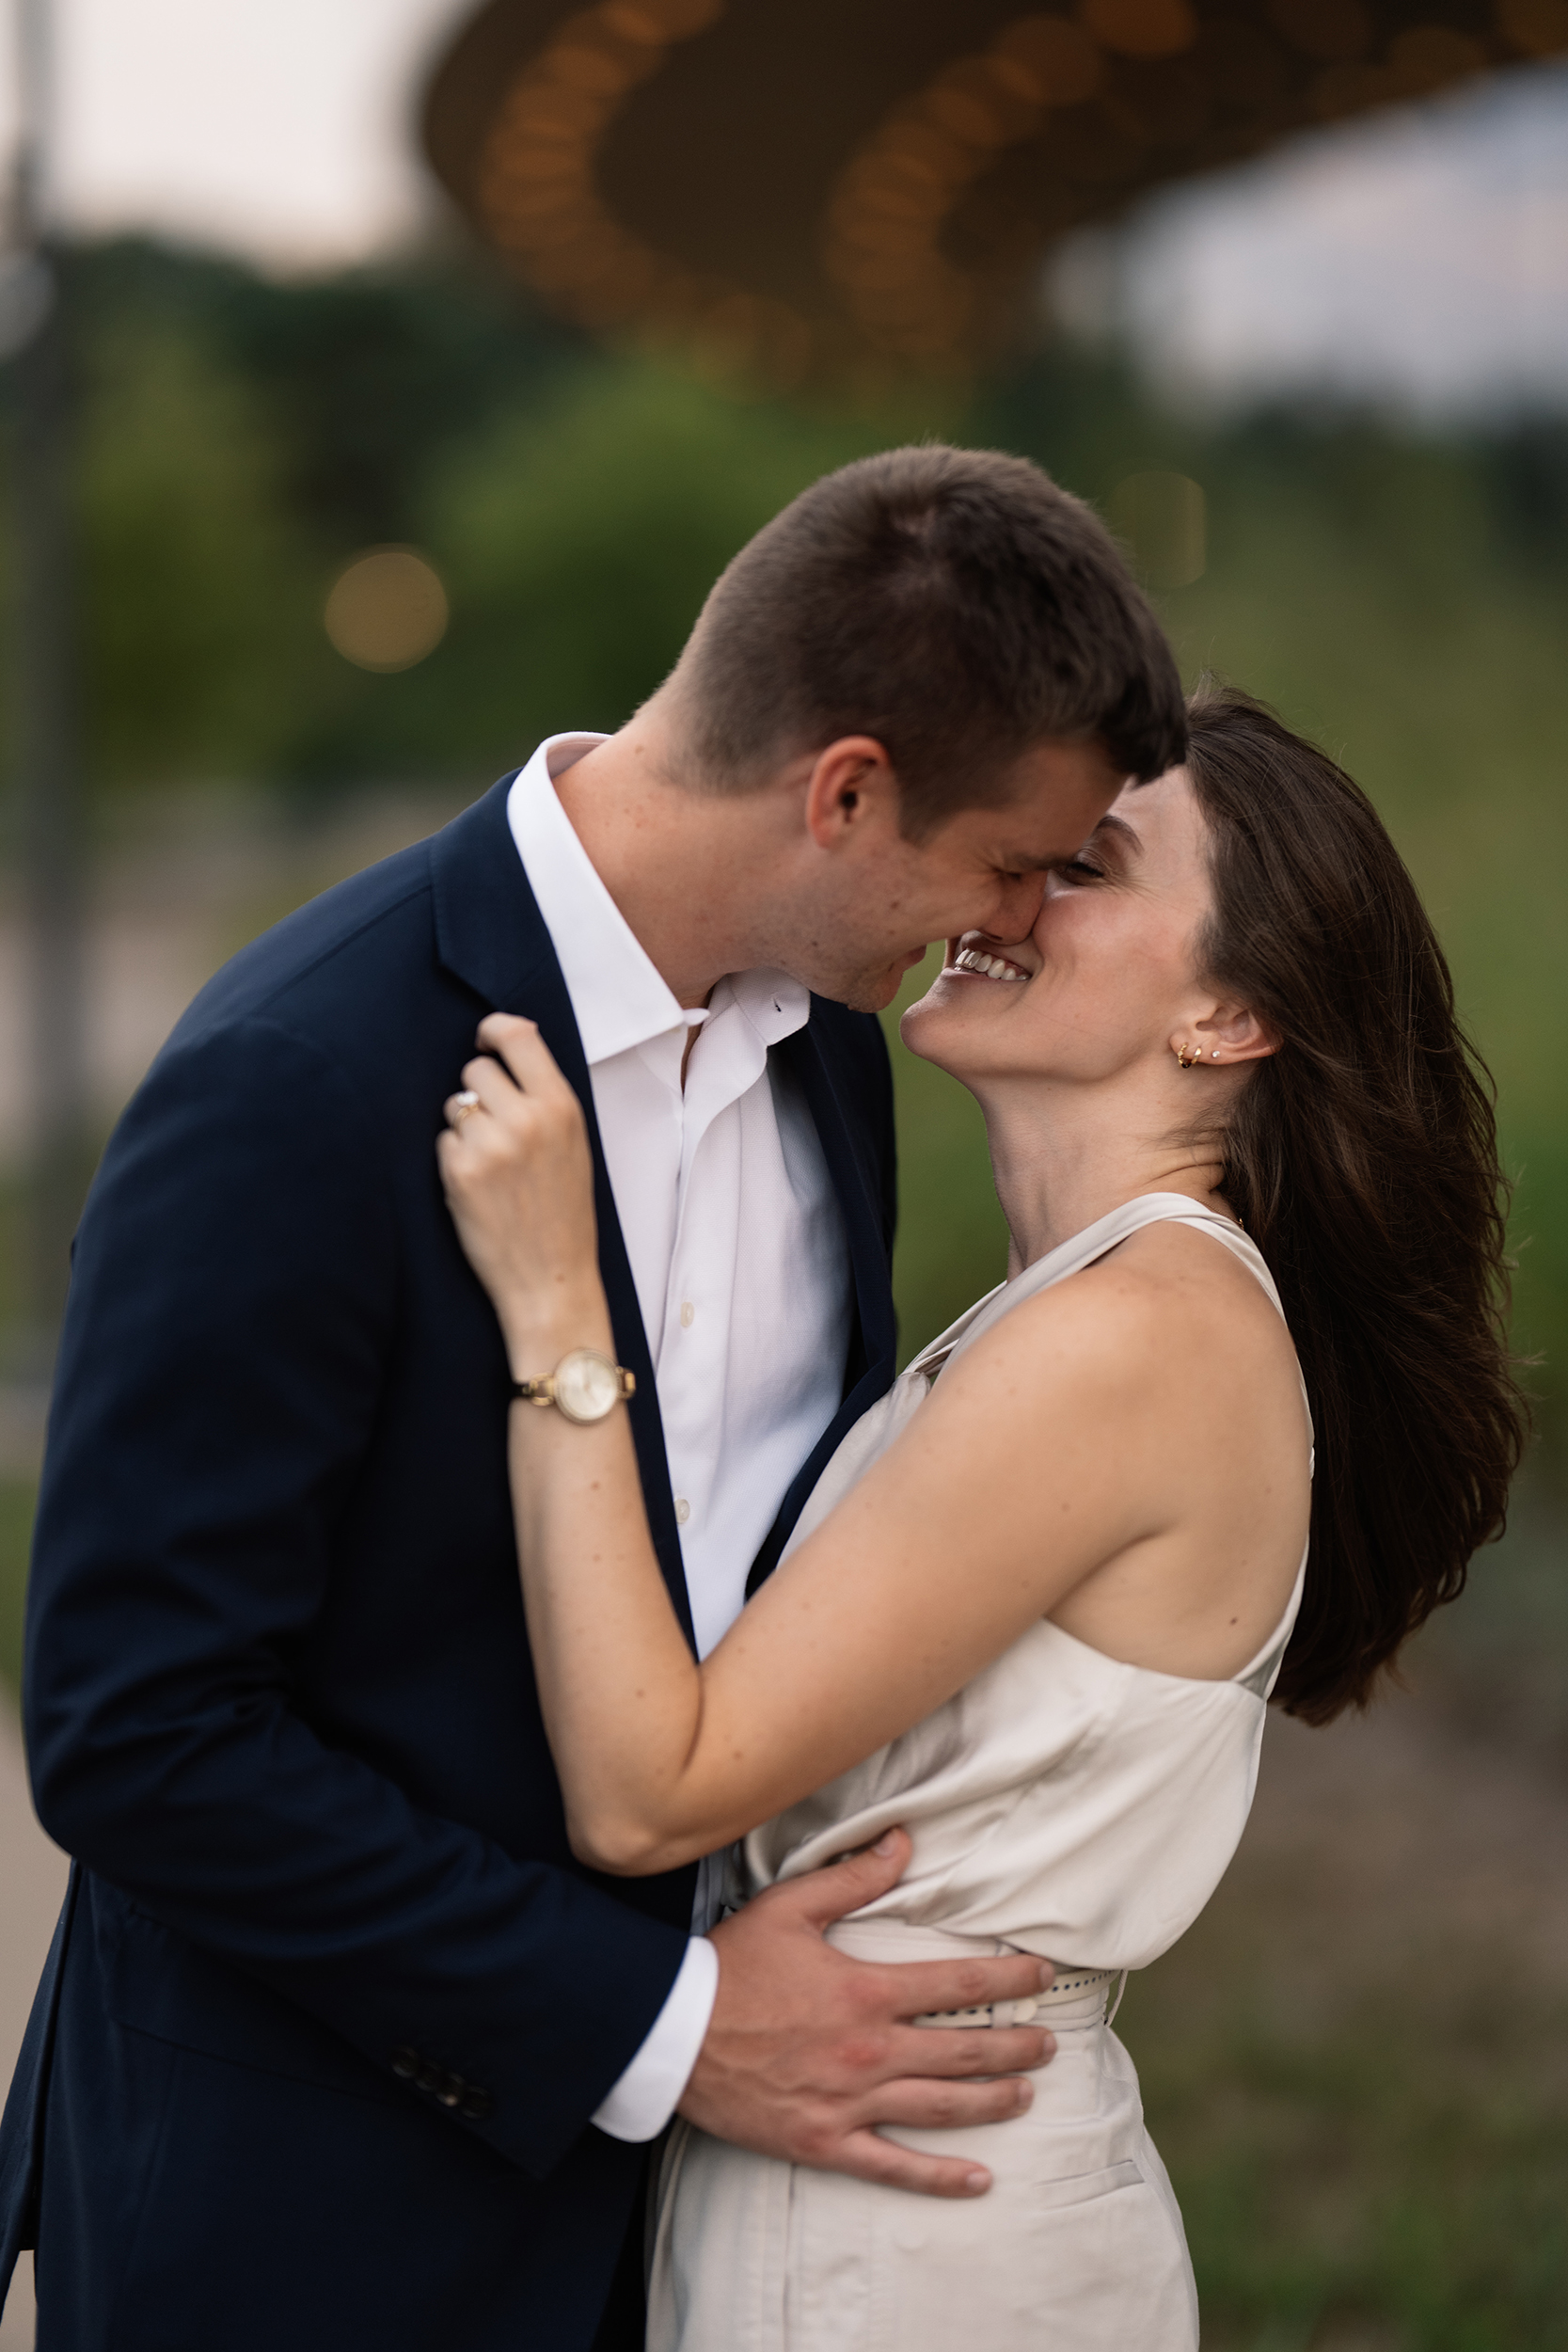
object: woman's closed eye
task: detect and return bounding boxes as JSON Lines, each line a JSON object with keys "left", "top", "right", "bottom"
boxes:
{"left": 1052, "top": 855, "right": 1107, "bottom": 886}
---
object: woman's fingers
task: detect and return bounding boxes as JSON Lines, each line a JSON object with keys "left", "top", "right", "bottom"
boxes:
{"left": 447, "top": 1028, "right": 589, "bottom": 1165}
{"left": 475, "top": 1011, "right": 578, "bottom": 1103}
{"left": 455, "top": 1053, "right": 518, "bottom": 1118}
{"left": 436, "top": 1011, "right": 602, "bottom": 1342}
{"left": 445, "top": 1018, "right": 584, "bottom": 1150}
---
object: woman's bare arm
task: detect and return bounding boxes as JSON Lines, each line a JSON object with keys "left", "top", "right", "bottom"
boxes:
{"left": 440, "top": 1015, "right": 1302, "bottom": 1875}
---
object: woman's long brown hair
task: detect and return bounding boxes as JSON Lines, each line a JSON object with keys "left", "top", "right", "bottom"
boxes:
{"left": 1184, "top": 685, "right": 1528, "bottom": 1724}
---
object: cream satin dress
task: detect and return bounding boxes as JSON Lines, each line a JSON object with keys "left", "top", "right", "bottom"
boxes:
{"left": 647, "top": 1196, "right": 1312, "bottom": 2352}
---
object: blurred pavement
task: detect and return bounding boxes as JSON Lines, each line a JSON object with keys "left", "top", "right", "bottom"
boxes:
{"left": 0, "top": 1713, "right": 67, "bottom": 2352}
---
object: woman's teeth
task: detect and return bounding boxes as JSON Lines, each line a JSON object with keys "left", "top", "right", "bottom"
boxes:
{"left": 952, "top": 947, "right": 1028, "bottom": 981}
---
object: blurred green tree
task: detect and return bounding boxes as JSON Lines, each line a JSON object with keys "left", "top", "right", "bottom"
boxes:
{"left": 1, "top": 240, "right": 1564, "bottom": 1438}
{"left": 77, "top": 316, "right": 320, "bottom": 785}
{"left": 416, "top": 363, "right": 883, "bottom": 770}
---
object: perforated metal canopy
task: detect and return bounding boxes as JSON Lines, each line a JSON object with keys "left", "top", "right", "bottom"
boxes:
{"left": 423, "top": 0, "right": 1566, "bottom": 387}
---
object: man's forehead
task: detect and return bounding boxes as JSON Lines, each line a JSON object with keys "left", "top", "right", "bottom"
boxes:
{"left": 987, "top": 793, "right": 1122, "bottom": 864}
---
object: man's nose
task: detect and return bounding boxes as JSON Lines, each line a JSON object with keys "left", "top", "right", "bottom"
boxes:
{"left": 989, "top": 875, "right": 1049, "bottom": 943}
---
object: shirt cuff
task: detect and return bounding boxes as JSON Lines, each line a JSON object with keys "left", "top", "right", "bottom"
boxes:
{"left": 591, "top": 1935, "right": 720, "bottom": 2144}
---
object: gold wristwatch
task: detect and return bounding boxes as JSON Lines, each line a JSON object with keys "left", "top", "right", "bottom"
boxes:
{"left": 510, "top": 1349, "right": 636, "bottom": 1424}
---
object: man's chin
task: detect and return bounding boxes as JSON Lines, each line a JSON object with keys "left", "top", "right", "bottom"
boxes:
{"left": 834, "top": 968, "right": 904, "bottom": 1015}
{"left": 790, "top": 957, "right": 918, "bottom": 1015}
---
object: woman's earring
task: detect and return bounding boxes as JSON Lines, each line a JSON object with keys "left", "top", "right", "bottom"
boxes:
{"left": 1174, "top": 1043, "right": 1200, "bottom": 1070}
{"left": 1211, "top": 1050, "right": 1222, "bottom": 1061}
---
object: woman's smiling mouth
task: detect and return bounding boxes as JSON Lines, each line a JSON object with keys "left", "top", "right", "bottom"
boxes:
{"left": 949, "top": 944, "right": 1030, "bottom": 982}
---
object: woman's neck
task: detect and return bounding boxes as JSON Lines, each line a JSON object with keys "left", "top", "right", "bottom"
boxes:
{"left": 975, "top": 1074, "right": 1228, "bottom": 1276}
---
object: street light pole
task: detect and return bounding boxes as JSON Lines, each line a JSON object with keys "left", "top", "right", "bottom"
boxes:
{"left": 8, "top": 0, "right": 87, "bottom": 1364}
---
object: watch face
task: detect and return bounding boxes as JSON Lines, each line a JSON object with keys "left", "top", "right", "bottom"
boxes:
{"left": 553, "top": 1350, "right": 621, "bottom": 1424}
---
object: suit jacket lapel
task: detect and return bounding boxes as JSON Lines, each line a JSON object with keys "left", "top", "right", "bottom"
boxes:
{"left": 746, "top": 1008, "right": 899, "bottom": 1597}
{"left": 429, "top": 778, "right": 696, "bottom": 1650}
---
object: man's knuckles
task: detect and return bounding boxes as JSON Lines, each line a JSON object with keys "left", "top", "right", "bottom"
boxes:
{"left": 827, "top": 2026, "right": 895, "bottom": 2078}
{"left": 842, "top": 1966, "right": 903, "bottom": 2024}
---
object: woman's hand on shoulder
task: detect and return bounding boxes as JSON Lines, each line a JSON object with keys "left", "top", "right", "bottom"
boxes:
{"left": 437, "top": 1013, "right": 605, "bottom": 1359}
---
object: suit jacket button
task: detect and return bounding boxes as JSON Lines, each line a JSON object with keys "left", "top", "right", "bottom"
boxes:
{"left": 436, "top": 2073, "right": 465, "bottom": 2108}
{"left": 461, "top": 2087, "right": 493, "bottom": 2121}
{"left": 416, "top": 2060, "right": 442, "bottom": 2094}
{"left": 391, "top": 2047, "right": 419, "bottom": 2079}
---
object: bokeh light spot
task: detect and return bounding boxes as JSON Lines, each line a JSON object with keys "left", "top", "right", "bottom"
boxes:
{"left": 324, "top": 548, "right": 449, "bottom": 673}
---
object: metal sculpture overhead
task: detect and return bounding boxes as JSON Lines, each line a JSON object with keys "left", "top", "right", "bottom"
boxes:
{"left": 423, "top": 0, "right": 1568, "bottom": 386}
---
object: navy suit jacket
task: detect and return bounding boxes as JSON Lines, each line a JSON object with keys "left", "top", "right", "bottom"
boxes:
{"left": 0, "top": 775, "right": 897, "bottom": 2352}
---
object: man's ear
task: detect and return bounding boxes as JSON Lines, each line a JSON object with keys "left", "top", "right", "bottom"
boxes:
{"left": 802, "top": 737, "right": 897, "bottom": 850}
{"left": 1192, "top": 1001, "right": 1280, "bottom": 1066}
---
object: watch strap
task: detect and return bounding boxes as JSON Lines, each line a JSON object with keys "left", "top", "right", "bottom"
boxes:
{"left": 509, "top": 1361, "right": 637, "bottom": 1408}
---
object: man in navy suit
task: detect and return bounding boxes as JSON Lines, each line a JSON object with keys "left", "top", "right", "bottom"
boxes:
{"left": 0, "top": 446, "right": 1184, "bottom": 2349}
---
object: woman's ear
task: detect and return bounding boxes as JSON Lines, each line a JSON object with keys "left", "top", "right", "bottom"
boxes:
{"left": 1192, "top": 1001, "right": 1280, "bottom": 1067}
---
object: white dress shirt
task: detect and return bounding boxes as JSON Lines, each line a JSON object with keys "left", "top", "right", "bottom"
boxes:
{"left": 506, "top": 735, "right": 854, "bottom": 2143}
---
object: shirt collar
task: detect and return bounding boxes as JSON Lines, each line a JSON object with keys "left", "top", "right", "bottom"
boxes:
{"left": 506, "top": 734, "right": 810, "bottom": 1067}
{"left": 507, "top": 734, "right": 683, "bottom": 1066}
{"left": 721, "top": 967, "right": 811, "bottom": 1051}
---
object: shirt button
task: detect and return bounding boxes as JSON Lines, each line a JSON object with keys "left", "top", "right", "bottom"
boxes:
{"left": 680, "top": 1302, "right": 695, "bottom": 1328}
{"left": 674, "top": 1499, "right": 690, "bottom": 1525}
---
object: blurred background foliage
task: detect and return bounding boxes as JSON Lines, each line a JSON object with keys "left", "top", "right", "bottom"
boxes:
{"left": 2, "top": 230, "right": 1568, "bottom": 2348}
{"left": 6, "top": 234, "right": 1567, "bottom": 1404}
{"left": 3, "top": 225, "right": 1564, "bottom": 1664}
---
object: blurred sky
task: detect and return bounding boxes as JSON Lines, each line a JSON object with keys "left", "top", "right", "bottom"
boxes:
{"left": 1, "top": 0, "right": 468, "bottom": 261}
{"left": 0, "top": 0, "right": 1565, "bottom": 418}
{"left": 1097, "top": 59, "right": 1568, "bottom": 418}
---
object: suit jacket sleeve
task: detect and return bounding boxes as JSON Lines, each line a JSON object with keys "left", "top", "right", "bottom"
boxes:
{"left": 23, "top": 1013, "right": 689, "bottom": 2180}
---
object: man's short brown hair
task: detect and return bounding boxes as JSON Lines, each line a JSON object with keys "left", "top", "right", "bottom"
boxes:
{"left": 672, "top": 443, "right": 1186, "bottom": 834}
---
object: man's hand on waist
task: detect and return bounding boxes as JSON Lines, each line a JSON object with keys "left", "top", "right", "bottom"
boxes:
{"left": 675, "top": 1829, "right": 1053, "bottom": 2199}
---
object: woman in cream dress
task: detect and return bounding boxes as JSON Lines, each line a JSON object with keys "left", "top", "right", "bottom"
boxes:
{"left": 440, "top": 690, "right": 1524, "bottom": 2348}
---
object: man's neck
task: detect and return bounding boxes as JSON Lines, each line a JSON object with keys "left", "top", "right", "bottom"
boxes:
{"left": 553, "top": 723, "right": 779, "bottom": 1009}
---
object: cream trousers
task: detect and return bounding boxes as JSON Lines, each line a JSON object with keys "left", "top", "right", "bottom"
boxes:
{"left": 647, "top": 1920, "right": 1199, "bottom": 2352}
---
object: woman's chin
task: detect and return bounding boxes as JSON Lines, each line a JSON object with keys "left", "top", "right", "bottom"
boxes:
{"left": 899, "top": 976, "right": 985, "bottom": 1071}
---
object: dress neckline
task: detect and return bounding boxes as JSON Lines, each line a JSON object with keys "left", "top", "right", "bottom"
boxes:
{"left": 908, "top": 1193, "right": 1280, "bottom": 1381}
